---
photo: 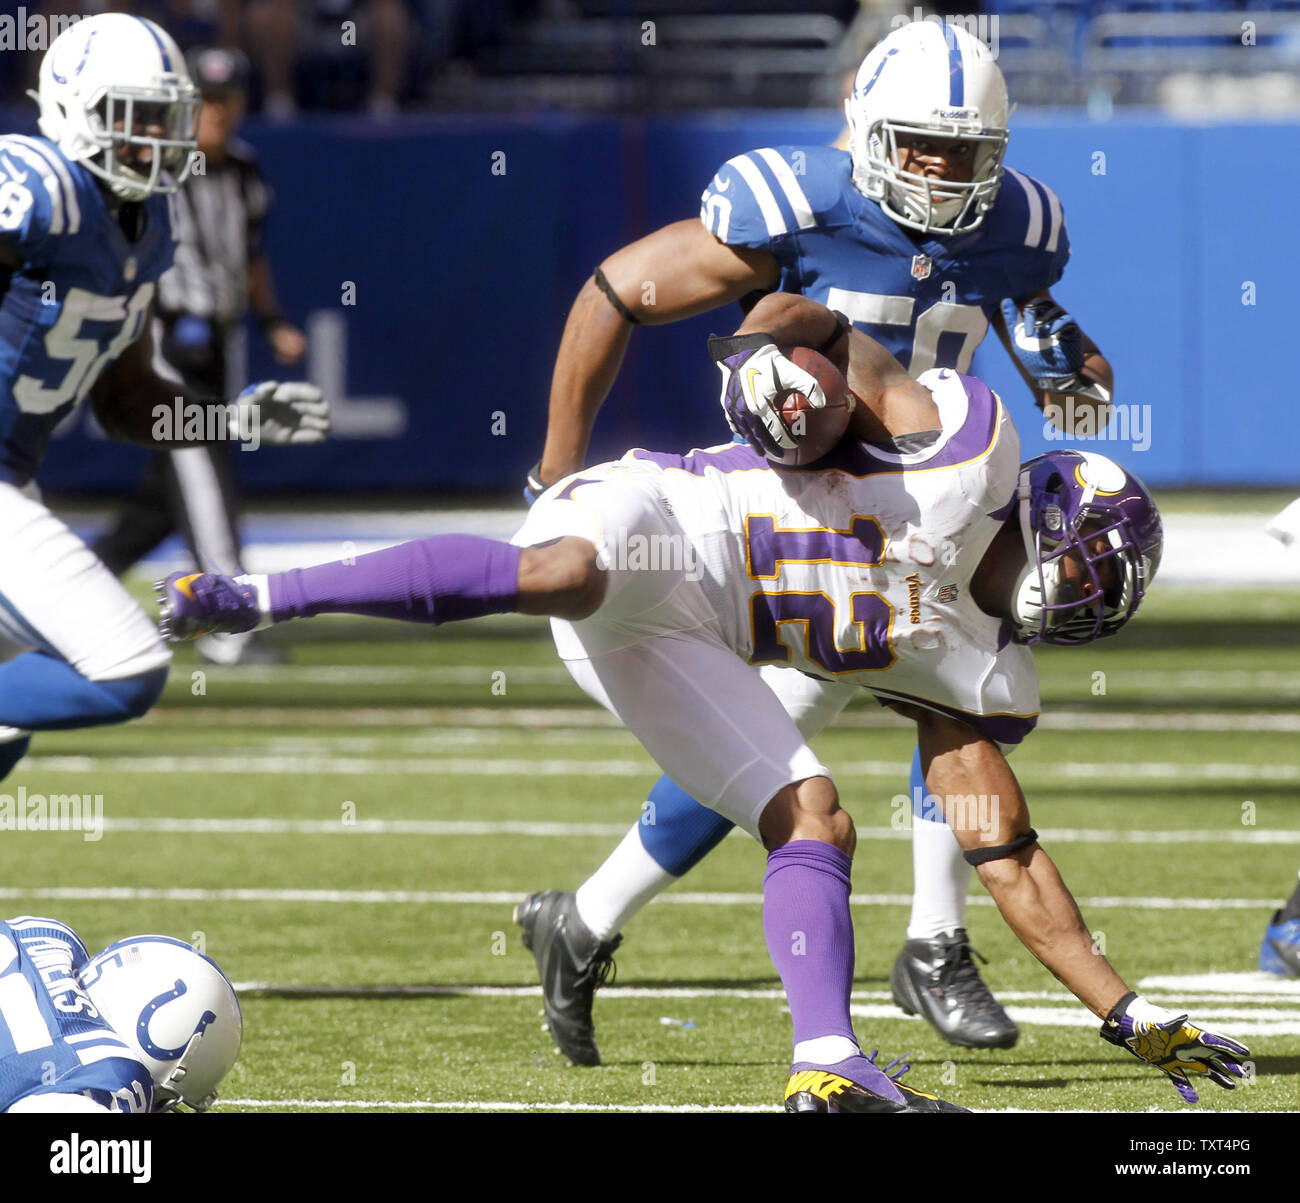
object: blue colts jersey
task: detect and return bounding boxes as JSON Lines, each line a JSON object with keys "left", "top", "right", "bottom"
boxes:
{"left": 0, "top": 916, "right": 153, "bottom": 1112}
{"left": 0, "top": 135, "right": 175, "bottom": 486}
{"left": 699, "top": 145, "right": 1069, "bottom": 377}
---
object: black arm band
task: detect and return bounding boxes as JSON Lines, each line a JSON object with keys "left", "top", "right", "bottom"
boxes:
{"left": 817, "top": 309, "right": 851, "bottom": 355}
{"left": 962, "top": 828, "right": 1039, "bottom": 866}
{"left": 525, "top": 460, "right": 547, "bottom": 496}
{"left": 706, "top": 332, "right": 776, "bottom": 362}
{"left": 257, "top": 313, "right": 288, "bottom": 336}
{"left": 1104, "top": 991, "right": 1139, "bottom": 1028}
{"left": 593, "top": 266, "right": 640, "bottom": 325}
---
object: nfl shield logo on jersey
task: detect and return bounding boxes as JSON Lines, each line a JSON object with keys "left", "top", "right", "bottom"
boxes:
{"left": 910, "top": 254, "right": 932, "bottom": 281}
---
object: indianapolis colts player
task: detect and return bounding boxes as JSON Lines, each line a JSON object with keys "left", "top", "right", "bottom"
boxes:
{"left": 2, "top": 915, "right": 242, "bottom": 1113}
{"left": 515, "top": 20, "right": 1114, "bottom": 1064}
{"left": 0, "top": 14, "right": 328, "bottom": 782}
{"left": 155, "top": 292, "right": 1247, "bottom": 1113}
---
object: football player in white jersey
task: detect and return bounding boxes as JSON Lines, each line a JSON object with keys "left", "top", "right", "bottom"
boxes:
{"left": 514, "top": 19, "right": 1116, "bottom": 1062}
{"left": 0, "top": 15, "right": 328, "bottom": 783}
{"left": 157, "top": 293, "right": 1247, "bottom": 1113}
{"left": 1, "top": 916, "right": 242, "bottom": 1113}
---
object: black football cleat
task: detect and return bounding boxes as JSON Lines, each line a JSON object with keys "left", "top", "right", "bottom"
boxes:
{"left": 893, "top": 1079, "right": 970, "bottom": 1113}
{"left": 514, "top": 891, "right": 621, "bottom": 1067}
{"left": 890, "top": 929, "right": 1019, "bottom": 1050}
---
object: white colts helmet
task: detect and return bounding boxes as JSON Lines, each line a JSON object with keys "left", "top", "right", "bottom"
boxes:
{"left": 845, "top": 21, "right": 1008, "bottom": 235}
{"left": 32, "top": 13, "right": 200, "bottom": 201}
{"left": 79, "top": 935, "right": 243, "bottom": 1112}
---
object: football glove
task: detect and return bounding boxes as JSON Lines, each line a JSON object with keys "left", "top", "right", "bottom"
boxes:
{"left": 706, "top": 333, "right": 826, "bottom": 457}
{"left": 1000, "top": 297, "right": 1110, "bottom": 404}
{"left": 1099, "top": 992, "right": 1250, "bottom": 1105}
{"left": 231, "top": 382, "right": 330, "bottom": 445}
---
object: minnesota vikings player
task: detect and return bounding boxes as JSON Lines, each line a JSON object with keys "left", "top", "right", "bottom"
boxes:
{"left": 516, "top": 20, "right": 1114, "bottom": 1064}
{"left": 1, "top": 915, "right": 242, "bottom": 1113}
{"left": 0, "top": 14, "right": 328, "bottom": 781}
{"left": 157, "top": 293, "right": 1247, "bottom": 1113}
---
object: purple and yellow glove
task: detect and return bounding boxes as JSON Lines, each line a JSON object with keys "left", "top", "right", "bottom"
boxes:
{"left": 1100, "top": 992, "right": 1250, "bottom": 1104}
{"left": 706, "top": 333, "right": 826, "bottom": 457}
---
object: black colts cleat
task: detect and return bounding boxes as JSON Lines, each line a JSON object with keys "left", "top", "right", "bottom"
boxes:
{"left": 514, "top": 891, "right": 621, "bottom": 1066}
{"left": 891, "top": 929, "right": 1020, "bottom": 1050}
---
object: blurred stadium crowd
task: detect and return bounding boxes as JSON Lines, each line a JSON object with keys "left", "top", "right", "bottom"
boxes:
{"left": 3, "top": 1, "right": 1299, "bottom": 115}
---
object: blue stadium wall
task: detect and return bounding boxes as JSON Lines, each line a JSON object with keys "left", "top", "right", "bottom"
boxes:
{"left": 13, "top": 108, "right": 1293, "bottom": 492}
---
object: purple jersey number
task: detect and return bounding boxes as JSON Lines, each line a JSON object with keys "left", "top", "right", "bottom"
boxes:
{"left": 745, "top": 514, "right": 895, "bottom": 675}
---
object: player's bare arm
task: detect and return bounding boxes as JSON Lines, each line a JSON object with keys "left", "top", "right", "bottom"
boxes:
{"left": 92, "top": 312, "right": 329, "bottom": 448}
{"left": 88, "top": 312, "right": 191, "bottom": 445}
{"left": 994, "top": 287, "right": 1114, "bottom": 434}
{"left": 908, "top": 705, "right": 1130, "bottom": 1019}
{"left": 538, "top": 218, "right": 779, "bottom": 486}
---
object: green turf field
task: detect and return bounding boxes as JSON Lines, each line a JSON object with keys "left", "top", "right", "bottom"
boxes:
{"left": 2, "top": 580, "right": 1298, "bottom": 1114}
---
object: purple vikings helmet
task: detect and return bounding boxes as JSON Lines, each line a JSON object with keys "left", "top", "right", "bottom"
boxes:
{"left": 1011, "top": 450, "right": 1163, "bottom": 646}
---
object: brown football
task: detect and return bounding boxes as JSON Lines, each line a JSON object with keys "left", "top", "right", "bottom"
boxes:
{"left": 767, "top": 346, "right": 855, "bottom": 468}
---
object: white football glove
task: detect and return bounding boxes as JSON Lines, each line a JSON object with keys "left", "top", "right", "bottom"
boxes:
{"left": 230, "top": 382, "right": 330, "bottom": 445}
{"left": 706, "top": 333, "right": 827, "bottom": 456}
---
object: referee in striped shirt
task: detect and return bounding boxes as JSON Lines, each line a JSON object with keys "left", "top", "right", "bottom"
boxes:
{"left": 94, "top": 47, "right": 308, "bottom": 665}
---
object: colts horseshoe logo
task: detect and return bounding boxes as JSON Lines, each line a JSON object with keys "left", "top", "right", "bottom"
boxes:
{"left": 137, "top": 978, "right": 217, "bottom": 1059}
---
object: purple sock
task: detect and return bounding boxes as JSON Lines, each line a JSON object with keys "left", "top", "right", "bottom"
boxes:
{"left": 763, "top": 840, "right": 857, "bottom": 1048}
{"left": 267, "top": 535, "right": 522, "bottom": 624}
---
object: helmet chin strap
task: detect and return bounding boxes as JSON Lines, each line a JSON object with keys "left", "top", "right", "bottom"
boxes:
{"left": 1012, "top": 479, "right": 1058, "bottom": 638}
{"left": 893, "top": 185, "right": 965, "bottom": 232}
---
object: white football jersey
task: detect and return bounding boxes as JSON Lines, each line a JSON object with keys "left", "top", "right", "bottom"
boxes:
{"left": 609, "top": 368, "right": 1039, "bottom": 746}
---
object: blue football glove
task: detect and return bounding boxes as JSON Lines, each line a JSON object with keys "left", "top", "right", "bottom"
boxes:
{"left": 706, "top": 332, "right": 825, "bottom": 457}
{"left": 1000, "top": 297, "right": 1108, "bottom": 402}
{"left": 231, "top": 382, "right": 330, "bottom": 445}
{"left": 1099, "top": 993, "right": 1250, "bottom": 1105}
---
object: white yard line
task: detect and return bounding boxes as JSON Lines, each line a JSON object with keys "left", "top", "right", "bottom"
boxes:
{"left": 144, "top": 706, "right": 1300, "bottom": 732}
{"left": 226, "top": 982, "right": 1300, "bottom": 1004}
{"left": 0, "top": 886, "right": 1284, "bottom": 909}
{"left": 22, "top": 754, "right": 1300, "bottom": 781}
{"left": 218, "top": 1098, "right": 779, "bottom": 1112}
{"left": 166, "top": 664, "right": 1300, "bottom": 693}
{"left": 87, "top": 817, "right": 1300, "bottom": 845}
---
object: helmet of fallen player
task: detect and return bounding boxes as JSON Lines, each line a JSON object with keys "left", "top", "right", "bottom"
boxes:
{"left": 79, "top": 935, "right": 243, "bottom": 1112}
{"left": 844, "top": 20, "right": 1008, "bottom": 236}
{"left": 31, "top": 13, "right": 201, "bottom": 201}
{"left": 1011, "top": 450, "right": 1163, "bottom": 646}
